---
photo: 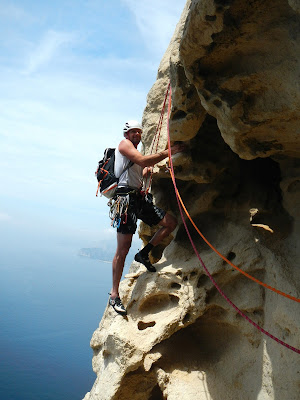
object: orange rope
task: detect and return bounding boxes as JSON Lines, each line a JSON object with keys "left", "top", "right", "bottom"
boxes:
{"left": 166, "top": 85, "right": 300, "bottom": 304}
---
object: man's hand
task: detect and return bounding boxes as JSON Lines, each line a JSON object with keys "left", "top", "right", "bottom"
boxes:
{"left": 170, "top": 142, "right": 186, "bottom": 155}
{"left": 143, "top": 166, "right": 153, "bottom": 177}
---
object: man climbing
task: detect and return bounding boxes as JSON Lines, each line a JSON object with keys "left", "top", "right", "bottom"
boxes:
{"left": 109, "top": 120, "right": 184, "bottom": 315}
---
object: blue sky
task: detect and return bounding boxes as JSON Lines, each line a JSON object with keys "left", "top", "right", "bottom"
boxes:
{"left": 0, "top": 0, "right": 186, "bottom": 255}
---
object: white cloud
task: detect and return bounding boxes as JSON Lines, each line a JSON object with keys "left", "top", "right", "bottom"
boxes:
{"left": 0, "top": 212, "right": 11, "bottom": 221}
{"left": 23, "top": 30, "right": 76, "bottom": 75}
{"left": 0, "top": 2, "right": 31, "bottom": 21}
{"left": 0, "top": 0, "right": 186, "bottom": 246}
{"left": 121, "top": 0, "right": 186, "bottom": 56}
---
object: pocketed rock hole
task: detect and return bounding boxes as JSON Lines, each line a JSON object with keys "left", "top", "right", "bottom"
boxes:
{"left": 138, "top": 321, "right": 156, "bottom": 331}
{"left": 183, "top": 313, "right": 191, "bottom": 324}
{"left": 197, "top": 274, "right": 210, "bottom": 287}
{"left": 172, "top": 110, "right": 187, "bottom": 120}
{"left": 170, "top": 282, "right": 181, "bottom": 289}
{"left": 139, "top": 294, "right": 180, "bottom": 313}
{"left": 223, "top": 251, "right": 236, "bottom": 265}
{"left": 149, "top": 384, "right": 164, "bottom": 400}
{"left": 227, "top": 252, "right": 236, "bottom": 261}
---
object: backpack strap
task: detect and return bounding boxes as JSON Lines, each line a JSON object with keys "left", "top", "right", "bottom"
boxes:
{"left": 123, "top": 160, "right": 134, "bottom": 173}
{"left": 118, "top": 160, "right": 134, "bottom": 185}
{"left": 96, "top": 160, "right": 134, "bottom": 197}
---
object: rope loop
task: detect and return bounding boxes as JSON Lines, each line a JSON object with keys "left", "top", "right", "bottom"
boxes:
{"left": 166, "top": 83, "right": 300, "bottom": 354}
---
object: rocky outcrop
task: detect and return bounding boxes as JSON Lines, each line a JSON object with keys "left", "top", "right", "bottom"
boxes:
{"left": 84, "top": 1, "right": 300, "bottom": 399}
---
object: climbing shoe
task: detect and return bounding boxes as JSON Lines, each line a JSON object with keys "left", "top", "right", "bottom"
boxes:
{"left": 134, "top": 252, "right": 156, "bottom": 272}
{"left": 109, "top": 296, "right": 127, "bottom": 315}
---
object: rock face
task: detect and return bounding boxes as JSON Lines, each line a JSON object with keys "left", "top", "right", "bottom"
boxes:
{"left": 84, "top": 1, "right": 300, "bottom": 399}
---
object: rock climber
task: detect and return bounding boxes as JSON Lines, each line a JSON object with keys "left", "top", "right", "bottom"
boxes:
{"left": 109, "top": 120, "right": 185, "bottom": 315}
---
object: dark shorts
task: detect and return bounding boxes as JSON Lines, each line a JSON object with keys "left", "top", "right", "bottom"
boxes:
{"left": 116, "top": 188, "right": 166, "bottom": 234}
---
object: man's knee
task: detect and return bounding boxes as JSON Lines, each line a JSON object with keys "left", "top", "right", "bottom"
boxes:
{"left": 162, "top": 213, "right": 177, "bottom": 231}
{"left": 115, "top": 245, "right": 131, "bottom": 260}
{"left": 115, "top": 233, "right": 132, "bottom": 258}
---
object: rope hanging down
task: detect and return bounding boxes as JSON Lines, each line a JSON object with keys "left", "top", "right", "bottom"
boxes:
{"left": 164, "top": 86, "right": 300, "bottom": 304}
{"left": 166, "top": 85, "right": 300, "bottom": 354}
{"left": 144, "top": 82, "right": 171, "bottom": 193}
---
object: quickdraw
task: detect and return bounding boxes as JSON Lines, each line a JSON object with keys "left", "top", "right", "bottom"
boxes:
{"left": 108, "top": 195, "right": 130, "bottom": 229}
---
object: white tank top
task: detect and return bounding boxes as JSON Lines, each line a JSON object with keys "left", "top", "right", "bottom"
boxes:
{"left": 114, "top": 143, "right": 143, "bottom": 189}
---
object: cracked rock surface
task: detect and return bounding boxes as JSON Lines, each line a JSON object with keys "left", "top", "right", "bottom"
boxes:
{"left": 84, "top": 1, "right": 300, "bottom": 399}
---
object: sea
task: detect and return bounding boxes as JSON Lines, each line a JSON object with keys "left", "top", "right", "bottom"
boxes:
{"left": 0, "top": 243, "right": 137, "bottom": 400}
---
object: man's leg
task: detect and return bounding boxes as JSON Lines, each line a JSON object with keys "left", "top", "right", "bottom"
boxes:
{"left": 111, "top": 232, "right": 133, "bottom": 299}
{"left": 135, "top": 213, "right": 177, "bottom": 272}
{"left": 149, "top": 213, "right": 177, "bottom": 246}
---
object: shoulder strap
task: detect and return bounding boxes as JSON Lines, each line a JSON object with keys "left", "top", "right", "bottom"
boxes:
{"left": 122, "top": 160, "right": 134, "bottom": 174}
{"left": 115, "top": 146, "right": 134, "bottom": 176}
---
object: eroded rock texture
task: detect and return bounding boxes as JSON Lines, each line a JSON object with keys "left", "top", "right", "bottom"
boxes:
{"left": 84, "top": 1, "right": 300, "bottom": 399}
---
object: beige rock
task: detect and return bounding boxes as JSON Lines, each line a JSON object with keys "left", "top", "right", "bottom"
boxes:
{"left": 143, "top": 352, "right": 162, "bottom": 372}
{"left": 84, "top": 1, "right": 300, "bottom": 399}
{"left": 179, "top": 0, "right": 300, "bottom": 160}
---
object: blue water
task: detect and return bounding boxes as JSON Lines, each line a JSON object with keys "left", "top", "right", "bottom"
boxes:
{"left": 0, "top": 244, "right": 132, "bottom": 400}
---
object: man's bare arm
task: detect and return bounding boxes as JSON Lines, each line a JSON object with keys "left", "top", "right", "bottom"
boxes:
{"left": 119, "top": 139, "right": 184, "bottom": 168}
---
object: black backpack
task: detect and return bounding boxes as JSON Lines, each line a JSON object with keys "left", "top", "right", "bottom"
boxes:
{"left": 95, "top": 148, "right": 133, "bottom": 198}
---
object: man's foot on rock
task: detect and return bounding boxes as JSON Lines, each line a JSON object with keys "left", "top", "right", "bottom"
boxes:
{"left": 134, "top": 252, "right": 156, "bottom": 272}
{"left": 109, "top": 296, "right": 127, "bottom": 315}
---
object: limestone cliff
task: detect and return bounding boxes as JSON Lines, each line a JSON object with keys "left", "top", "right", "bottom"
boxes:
{"left": 84, "top": 1, "right": 300, "bottom": 399}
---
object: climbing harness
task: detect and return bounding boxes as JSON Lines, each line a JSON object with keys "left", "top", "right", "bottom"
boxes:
{"left": 165, "top": 84, "right": 300, "bottom": 354}
{"left": 108, "top": 187, "right": 140, "bottom": 229}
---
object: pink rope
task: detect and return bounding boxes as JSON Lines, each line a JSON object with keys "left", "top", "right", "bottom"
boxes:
{"left": 145, "top": 82, "right": 171, "bottom": 193}
{"left": 166, "top": 85, "right": 300, "bottom": 355}
{"left": 150, "top": 82, "right": 170, "bottom": 154}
